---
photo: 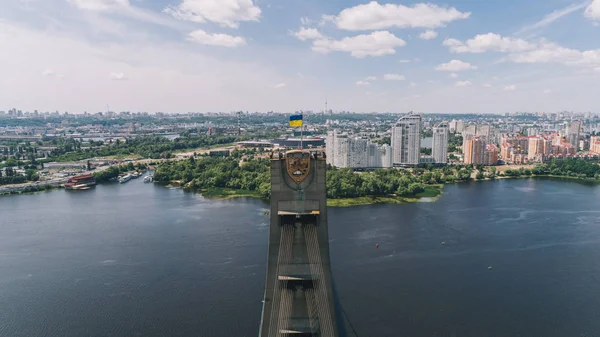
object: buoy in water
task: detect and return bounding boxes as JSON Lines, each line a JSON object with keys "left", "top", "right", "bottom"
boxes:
{"left": 376, "top": 243, "right": 379, "bottom": 248}
{"left": 441, "top": 241, "right": 446, "bottom": 246}
{"left": 488, "top": 266, "right": 493, "bottom": 270}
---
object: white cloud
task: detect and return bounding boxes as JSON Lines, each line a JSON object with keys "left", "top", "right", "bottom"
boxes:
{"left": 165, "top": 0, "right": 261, "bottom": 28}
{"left": 508, "top": 42, "right": 600, "bottom": 68}
{"left": 187, "top": 30, "right": 246, "bottom": 47}
{"left": 0, "top": 20, "right": 297, "bottom": 113}
{"left": 300, "top": 16, "right": 312, "bottom": 25}
{"left": 585, "top": 0, "right": 600, "bottom": 19}
{"left": 517, "top": 2, "right": 589, "bottom": 34}
{"left": 42, "top": 69, "right": 65, "bottom": 78}
{"left": 383, "top": 73, "right": 405, "bottom": 80}
{"left": 328, "top": 2, "right": 470, "bottom": 31}
{"left": 543, "top": 89, "right": 552, "bottom": 94}
{"left": 365, "top": 76, "right": 377, "bottom": 81}
{"left": 455, "top": 80, "right": 472, "bottom": 87}
{"left": 443, "top": 33, "right": 535, "bottom": 53}
{"left": 595, "top": 67, "right": 600, "bottom": 72}
{"left": 42, "top": 69, "right": 56, "bottom": 77}
{"left": 435, "top": 59, "right": 477, "bottom": 71}
{"left": 68, "top": 0, "right": 129, "bottom": 11}
{"left": 504, "top": 85, "right": 517, "bottom": 91}
{"left": 356, "top": 80, "right": 371, "bottom": 86}
{"left": 398, "top": 59, "right": 411, "bottom": 63}
{"left": 419, "top": 30, "right": 438, "bottom": 40}
{"left": 273, "top": 82, "right": 286, "bottom": 89}
{"left": 312, "top": 31, "right": 406, "bottom": 58}
{"left": 68, "top": 0, "right": 184, "bottom": 30}
{"left": 410, "top": 82, "right": 417, "bottom": 87}
{"left": 291, "top": 27, "right": 323, "bottom": 41}
{"left": 449, "top": 73, "right": 458, "bottom": 78}
{"left": 483, "top": 83, "right": 492, "bottom": 88}
{"left": 110, "top": 72, "right": 127, "bottom": 80}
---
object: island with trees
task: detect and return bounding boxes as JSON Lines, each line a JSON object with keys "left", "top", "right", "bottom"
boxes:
{"left": 150, "top": 154, "right": 600, "bottom": 207}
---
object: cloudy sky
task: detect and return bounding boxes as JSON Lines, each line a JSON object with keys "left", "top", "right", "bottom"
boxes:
{"left": 2, "top": 0, "right": 600, "bottom": 114}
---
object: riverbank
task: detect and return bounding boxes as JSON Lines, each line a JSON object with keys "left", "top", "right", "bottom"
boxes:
{"left": 186, "top": 174, "right": 600, "bottom": 207}
{"left": 185, "top": 185, "right": 444, "bottom": 207}
{"left": 0, "top": 183, "right": 57, "bottom": 196}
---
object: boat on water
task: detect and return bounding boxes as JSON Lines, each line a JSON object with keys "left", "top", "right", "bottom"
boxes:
{"left": 118, "top": 174, "right": 132, "bottom": 184}
{"left": 143, "top": 175, "right": 153, "bottom": 183}
{"left": 131, "top": 171, "right": 142, "bottom": 178}
{"left": 63, "top": 173, "right": 97, "bottom": 190}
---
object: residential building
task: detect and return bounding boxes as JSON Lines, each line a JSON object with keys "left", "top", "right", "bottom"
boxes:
{"left": 448, "top": 120, "right": 457, "bottom": 133}
{"left": 326, "top": 130, "right": 392, "bottom": 168}
{"left": 528, "top": 136, "right": 542, "bottom": 161}
{"left": 484, "top": 144, "right": 499, "bottom": 165}
{"left": 527, "top": 127, "right": 539, "bottom": 136}
{"left": 462, "top": 124, "right": 492, "bottom": 140}
{"left": 565, "top": 121, "right": 581, "bottom": 148}
{"left": 455, "top": 120, "right": 464, "bottom": 133}
{"left": 590, "top": 136, "right": 600, "bottom": 154}
{"left": 463, "top": 137, "right": 486, "bottom": 164}
{"left": 391, "top": 114, "right": 421, "bottom": 165}
{"left": 432, "top": 122, "right": 449, "bottom": 164}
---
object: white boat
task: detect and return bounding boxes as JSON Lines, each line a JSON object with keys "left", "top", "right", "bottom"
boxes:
{"left": 118, "top": 174, "right": 132, "bottom": 184}
{"left": 143, "top": 175, "right": 153, "bottom": 183}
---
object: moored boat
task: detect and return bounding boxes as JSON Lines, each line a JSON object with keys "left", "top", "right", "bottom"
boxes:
{"left": 63, "top": 173, "right": 97, "bottom": 190}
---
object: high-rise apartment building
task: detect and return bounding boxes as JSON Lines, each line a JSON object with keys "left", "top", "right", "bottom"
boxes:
{"left": 462, "top": 124, "right": 492, "bottom": 140}
{"left": 591, "top": 136, "right": 600, "bottom": 154}
{"left": 566, "top": 121, "right": 581, "bottom": 148}
{"left": 391, "top": 114, "right": 421, "bottom": 165}
{"left": 528, "top": 136, "right": 542, "bottom": 161}
{"left": 326, "top": 131, "right": 392, "bottom": 168}
{"left": 448, "top": 120, "right": 457, "bottom": 133}
{"left": 455, "top": 120, "right": 464, "bottom": 133}
{"left": 463, "top": 137, "right": 486, "bottom": 164}
{"left": 484, "top": 144, "right": 499, "bottom": 165}
{"left": 432, "top": 122, "right": 448, "bottom": 164}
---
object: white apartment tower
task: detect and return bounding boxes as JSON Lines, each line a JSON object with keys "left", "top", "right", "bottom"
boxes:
{"left": 326, "top": 131, "right": 392, "bottom": 168}
{"left": 391, "top": 114, "right": 421, "bottom": 165}
{"left": 432, "top": 122, "right": 449, "bottom": 164}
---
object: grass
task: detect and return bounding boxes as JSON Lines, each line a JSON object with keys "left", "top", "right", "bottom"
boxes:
{"left": 415, "top": 185, "right": 443, "bottom": 198}
{"left": 198, "top": 187, "right": 262, "bottom": 199}
{"left": 327, "top": 185, "right": 443, "bottom": 207}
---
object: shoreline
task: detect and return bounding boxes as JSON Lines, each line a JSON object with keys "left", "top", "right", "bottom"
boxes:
{"left": 164, "top": 174, "right": 600, "bottom": 207}
{"left": 3, "top": 174, "right": 598, "bottom": 201}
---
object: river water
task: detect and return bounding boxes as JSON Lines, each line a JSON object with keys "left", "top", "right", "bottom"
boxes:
{"left": 1, "top": 178, "right": 600, "bottom": 337}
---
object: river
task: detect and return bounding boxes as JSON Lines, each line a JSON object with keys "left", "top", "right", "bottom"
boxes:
{"left": 1, "top": 178, "right": 600, "bottom": 336}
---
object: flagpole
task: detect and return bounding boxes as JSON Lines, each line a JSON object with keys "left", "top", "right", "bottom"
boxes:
{"left": 300, "top": 111, "right": 304, "bottom": 150}
{"left": 301, "top": 123, "right": 303, "bottom": 150}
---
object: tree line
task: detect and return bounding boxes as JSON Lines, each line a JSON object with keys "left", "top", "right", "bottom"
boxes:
{"left": 48, "top": 135, "right": 248, "bottom": 162}
{"left": 152, "top": 156, "right": 480, "bottom": 199}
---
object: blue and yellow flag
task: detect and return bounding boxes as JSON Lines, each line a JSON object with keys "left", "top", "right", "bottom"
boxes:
{"left": 289, "top": 114, "right": 303, "bottom": 127}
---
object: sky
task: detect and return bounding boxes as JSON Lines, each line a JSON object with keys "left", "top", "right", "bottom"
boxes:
{"left": 1, "top": 0, "right": 600, "bottom": 114}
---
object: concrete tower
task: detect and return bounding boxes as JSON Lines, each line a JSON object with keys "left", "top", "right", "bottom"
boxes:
{"left": 391, "top": 114, "right": 421, "bottom": 165}
{"left": 432, "top": 122, "right": 449, "bottom": 164}
{"left": 259, "top": 150, "right": 339, "bottom": 337}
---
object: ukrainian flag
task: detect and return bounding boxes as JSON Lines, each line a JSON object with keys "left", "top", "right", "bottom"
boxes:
{"left": 289, "top": 114, "right": 303, "bottom": 127}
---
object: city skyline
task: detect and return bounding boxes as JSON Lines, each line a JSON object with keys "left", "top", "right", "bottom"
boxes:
{"left": 2, "top": 0, "right": 600, "bottom": 113}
